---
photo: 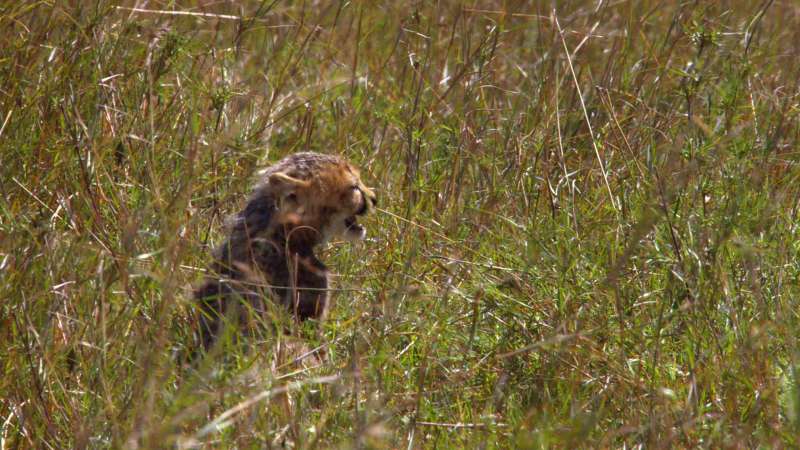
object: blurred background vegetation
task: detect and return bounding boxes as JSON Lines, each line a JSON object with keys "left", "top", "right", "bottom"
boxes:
{"left": 1, "top": 0, "right": 799, "bottom": 447}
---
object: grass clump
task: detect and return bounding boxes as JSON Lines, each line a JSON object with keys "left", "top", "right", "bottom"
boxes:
{"left": 2, "top": 1, "right": 799, "bottom": 447}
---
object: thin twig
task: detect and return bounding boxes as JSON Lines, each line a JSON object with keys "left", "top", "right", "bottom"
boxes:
{"left": 496, "top": 333, "right": 581, "bottom": 359}
{"left": 553, "top": 11, "right": 618, "bottom": 213}
{"left": 0, "top": 109, "right": 12, "bottom": 139}
{"left": 194, "top": 374, "right": 341, "bottom": 439}
{"left": 377, "top": 207, "right": 456, "bottom": 244}
{"left": 416, "top": 421, "right": 508, "bottom": 429}
{"left": 115, "top": 6, "right": 242, "bottom": 21}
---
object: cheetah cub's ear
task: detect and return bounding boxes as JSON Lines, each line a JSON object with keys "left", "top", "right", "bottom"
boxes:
{"left": 269, "top": 172, "right": 310, "bottom": 194}
{"left": 269, "top": 172, "right": 310, "bottom": 224}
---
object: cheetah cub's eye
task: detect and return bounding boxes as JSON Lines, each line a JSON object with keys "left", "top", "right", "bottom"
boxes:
{"left": 285, "top": 193, "right": 298, "bottom": 202}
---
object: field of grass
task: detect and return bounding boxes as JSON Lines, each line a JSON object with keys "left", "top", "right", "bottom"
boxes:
{"left": 2, "top": 0, "right": 800, "bottom": 447}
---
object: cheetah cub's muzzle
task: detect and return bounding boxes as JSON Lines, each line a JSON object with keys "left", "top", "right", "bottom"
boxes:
{"left": 341, "top": 183, "right": 377, "bottom": 241}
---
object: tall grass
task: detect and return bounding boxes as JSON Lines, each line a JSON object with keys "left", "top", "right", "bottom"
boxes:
{"left": 2, "top": 1, "right": 799, "bottom": 447}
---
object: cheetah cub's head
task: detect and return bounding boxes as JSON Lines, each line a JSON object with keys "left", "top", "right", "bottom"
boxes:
{"left": 266, "top": 153, "right": 377, "bottom": 244}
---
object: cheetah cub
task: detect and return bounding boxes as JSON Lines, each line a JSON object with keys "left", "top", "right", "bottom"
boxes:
{"left": 194, "top": 152, "right": 377, "bottom": 351}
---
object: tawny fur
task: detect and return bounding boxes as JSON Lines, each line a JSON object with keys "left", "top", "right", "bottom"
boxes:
{"left": 194, "top": 152, "right": 377, "bottom": 351}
